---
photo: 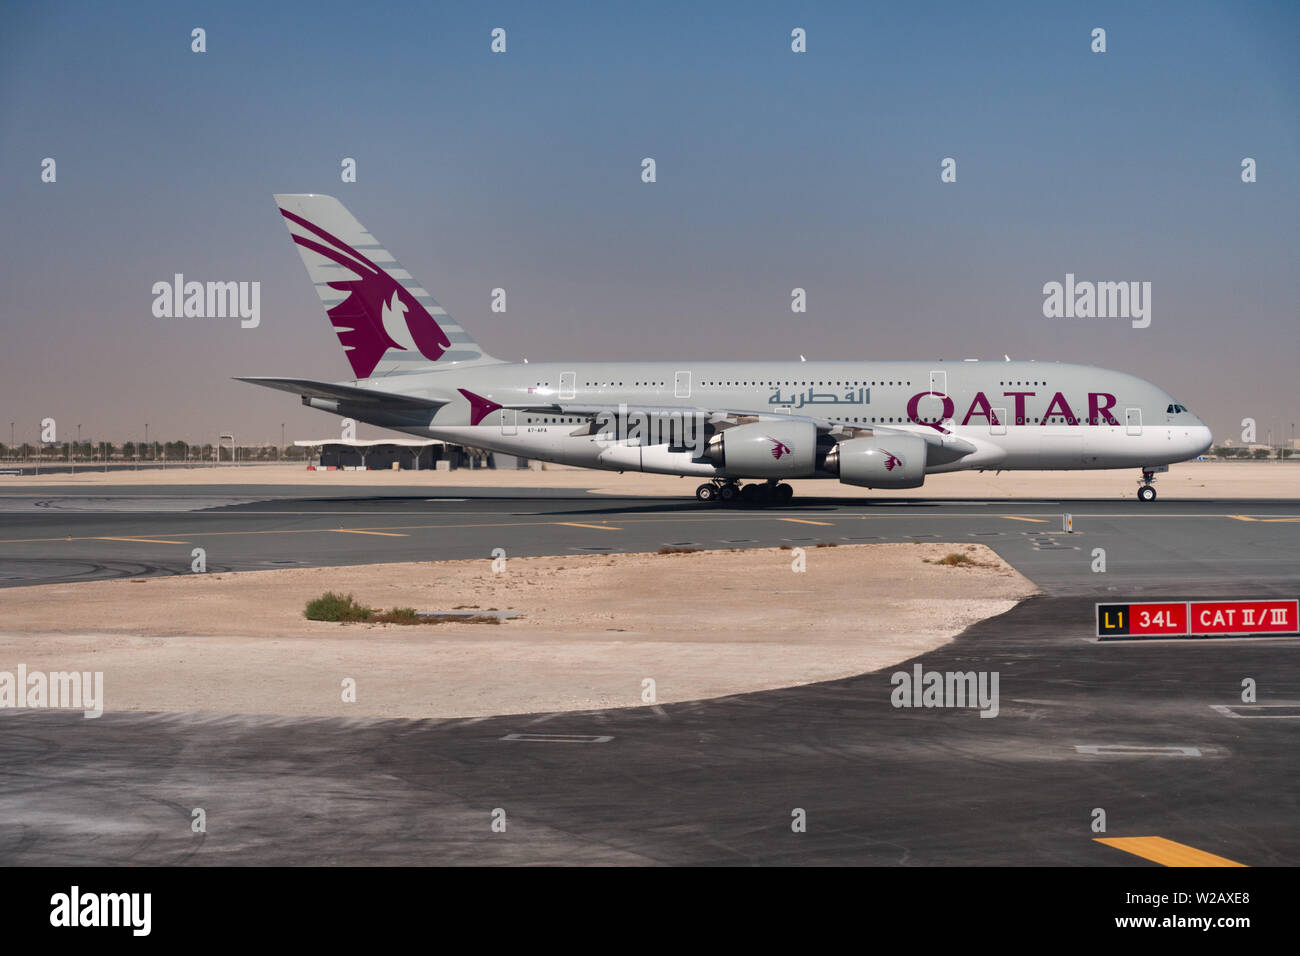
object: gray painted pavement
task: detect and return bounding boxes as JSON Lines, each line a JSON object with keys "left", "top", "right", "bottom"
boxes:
{"left": 0, "top": 486, "right": 1295, "bottom": 865}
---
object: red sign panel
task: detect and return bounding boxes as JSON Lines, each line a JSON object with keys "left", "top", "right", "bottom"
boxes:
{"left": 1097, "top": 600, "right": 1299, "bottom": 639}
{"left": 1126, "top": 602, "right": 1189, "bottom": 636}
{"left": 1188, "top": 601, "right": 1299, "bottom": 636}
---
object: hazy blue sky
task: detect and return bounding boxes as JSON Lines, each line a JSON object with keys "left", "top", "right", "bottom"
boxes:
{"left": 1, "top": 1, "right": 1297, "bottom": 447}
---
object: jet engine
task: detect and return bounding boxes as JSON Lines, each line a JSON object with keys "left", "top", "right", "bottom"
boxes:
{"left": 704, "top": 421, "right": 818, "bottom": 477}
{"left": 823, "top": 435, "right": 927, "bottom": 489}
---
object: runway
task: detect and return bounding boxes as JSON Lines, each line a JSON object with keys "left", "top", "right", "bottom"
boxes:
{"left": 1, "top": 485, "right": 1296, "bottom": 865}
{"left": 0, "top": 485, "right": 1296, "bottom": 595}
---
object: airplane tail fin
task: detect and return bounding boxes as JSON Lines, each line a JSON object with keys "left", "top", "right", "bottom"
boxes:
{"left": 273, "top": 194, "right": 498, "bottom": 380}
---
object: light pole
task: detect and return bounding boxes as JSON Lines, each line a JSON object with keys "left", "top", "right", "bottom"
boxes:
{"left": 220, "top": 434, "right": 234, "bottom": 466}
{"left": 281, "top": 423, "right": 285, "bottom": 462}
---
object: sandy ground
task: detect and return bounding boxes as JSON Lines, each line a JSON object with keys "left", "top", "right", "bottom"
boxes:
{"left": 3, "top": 460, "right": 1294, "bottom": 498}
{"left": 0, "top": 543, "right": 1034, "bottom": 719}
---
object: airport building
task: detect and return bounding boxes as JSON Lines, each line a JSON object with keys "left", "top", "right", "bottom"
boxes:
{"left": 294, "top": 438, "right": 525, "bottom": 471}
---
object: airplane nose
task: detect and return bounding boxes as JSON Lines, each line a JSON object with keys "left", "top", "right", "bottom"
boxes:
{"left": 1187, "top": 425, "right": 1213, "bottom": 456}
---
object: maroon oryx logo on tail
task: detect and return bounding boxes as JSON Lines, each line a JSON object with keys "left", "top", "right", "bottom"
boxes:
{"left": 766, "top": 438, "right": 792, "bottom": 460}
{"left": 281, "top": 208, "right": 451, "bottom": 378}
{"left": 882, "top": 450, "right": 903, "bottom": 471}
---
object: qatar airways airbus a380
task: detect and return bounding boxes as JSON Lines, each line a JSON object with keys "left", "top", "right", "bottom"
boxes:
{"left": 240, "top": 194, "right": 1212, "bottom": 504}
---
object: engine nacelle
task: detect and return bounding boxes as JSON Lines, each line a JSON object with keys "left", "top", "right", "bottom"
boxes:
{"left": 704, "top": 421, "right": 818, "bottom": 478}
{"left": 824, "top": 435, "right": 927, "bottom": 489}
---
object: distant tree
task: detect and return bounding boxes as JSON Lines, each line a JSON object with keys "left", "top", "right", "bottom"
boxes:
{"left": 1252, "top": 448, "right": 1271, "bottom": 460}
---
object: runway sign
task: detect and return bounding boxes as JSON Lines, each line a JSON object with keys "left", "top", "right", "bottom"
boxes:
{"left": 1097, "top": 600, "right": 1298, "bottom": 639}
{"left": 1188, "top": 600, "right": 1298, "bottom": 636}
{"left": 1096, "top": 602, "right": 1187, "bottom": 638}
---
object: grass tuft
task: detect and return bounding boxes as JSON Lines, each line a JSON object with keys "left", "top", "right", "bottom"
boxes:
{"left": 304, "top": 591, "right": 374, "bottom": 622}
{"left": 924, "top": 552, "right": 977, "bottom": 567}
{"left": 304, "top": 593, "right": 505, "bottom": 625}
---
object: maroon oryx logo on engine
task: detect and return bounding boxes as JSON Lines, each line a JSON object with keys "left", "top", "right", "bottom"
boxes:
{"left": 766, "top": 438, "right": 792, "bottom": 460}
{"left": 882, "top": 450, "right": 903, "bottom": 471}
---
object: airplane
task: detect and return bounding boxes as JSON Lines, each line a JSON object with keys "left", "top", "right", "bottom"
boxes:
{"left": 240, "top": 194, "right": 1213, "bottom": 504}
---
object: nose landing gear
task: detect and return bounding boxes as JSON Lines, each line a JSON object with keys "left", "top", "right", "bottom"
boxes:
{"left": 1137, "top": 469, "right": 1158, "bottom": 502}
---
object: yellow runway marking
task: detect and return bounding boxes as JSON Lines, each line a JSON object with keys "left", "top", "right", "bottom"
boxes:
{"left": 332, "top": 529, "right": 409, "bottom": 537}
{"left": 1, "top": 519, "right": 605, "bottom": 544}
{"left": 1094, "top": 837, "right": 1246, "bottom": 867}
{"left": 1229, "top": 515, "right": 1300, "bottom": 522}
{"left": 2, "top": 510, "right": 1293, "bottom": 547}
{"left": 779, "top": 517, "right": 834, "bottom": 526}
{"left": 94, "top": 537, "right": 190, "bottom": 545}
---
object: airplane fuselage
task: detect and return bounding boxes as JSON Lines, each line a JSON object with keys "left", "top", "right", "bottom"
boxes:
{"left": 311, "top": 359, "right": 1213, "bottom": 479}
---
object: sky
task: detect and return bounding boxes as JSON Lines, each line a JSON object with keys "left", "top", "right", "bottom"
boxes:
{"left": 1, "top": 0, "right": 1297, "bottom": 447}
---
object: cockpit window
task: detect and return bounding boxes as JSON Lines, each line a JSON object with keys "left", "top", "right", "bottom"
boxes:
{"left": 1167, "top": 403, "right": 1188, "bottom": 414}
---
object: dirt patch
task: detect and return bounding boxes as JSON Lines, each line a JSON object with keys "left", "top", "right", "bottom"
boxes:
{"left": 0, "top": 543, "right": 1036, "bottom": 719}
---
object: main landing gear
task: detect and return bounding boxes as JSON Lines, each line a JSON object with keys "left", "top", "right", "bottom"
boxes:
{"left": 696, "top": 478, "right": 794, "bottom": 506}
{"left": 1137, "top": 469, "right": 1158, "bottom": 502}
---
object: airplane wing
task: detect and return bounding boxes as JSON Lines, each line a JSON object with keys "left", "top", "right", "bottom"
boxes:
{"left": 235, "top": 377, "right": 448, "bottom": 410}
{"left": 502, "top": 401, "right": 977, "bottom": 455}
